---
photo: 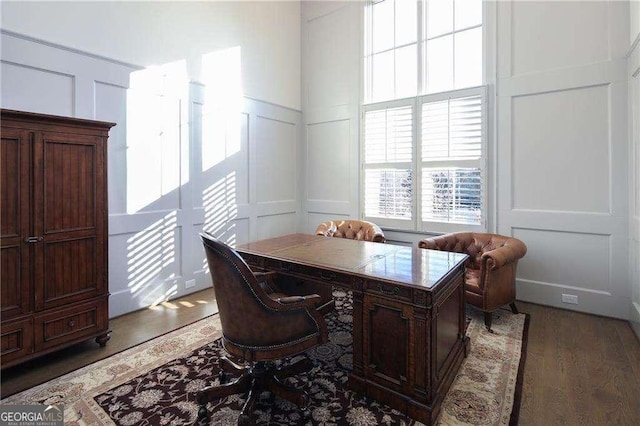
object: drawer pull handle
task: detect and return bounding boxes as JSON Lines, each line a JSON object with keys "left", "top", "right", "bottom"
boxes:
{"left": 68, "top": 320, "right": 76, "bottom": 328}
{"left": 24, "top": 236, "right": 43, "bottom": 243}
{"left": 320, "top": 271, "right": 336, "bottom": 281}
{"left": 377, "top": 284, "right": 399, "bottom": 296}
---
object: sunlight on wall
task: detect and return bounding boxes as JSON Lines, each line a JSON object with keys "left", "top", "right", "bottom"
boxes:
{"left": 126, "top": 211, "right": 179, "bottom": 305}
{"left": 200, "top": 46, "right": 244, "bottom": 262}
{"left": 201, "top": 47, "right": 243, "bottom": 171}
{"left": 126, "top": 60, "right": 188, "bottom": 214}
{"left": 119, "top": 47, "right": 245, "bottom": 311}
{"left": 203, "top": 172, "right": 239, "bottom": 270}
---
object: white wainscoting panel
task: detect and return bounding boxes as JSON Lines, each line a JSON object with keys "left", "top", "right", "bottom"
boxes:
{"left": 1, "top": 30, "right": 302, "bottom": 318}
{"left": 306, "top": 4, "right": 353, "bottom": 110}
{"left": 511, "top": 85, "right": 610, "bottom": 213}
{"left": 255, "top": 116, "right": 297, "bottom": 203}
{"left": 95, "top": 81, "right": 128, "bottom": 214}
{"left": 497, "top": 1, "right": 630, "bottom": 319}
{"left": 514, "top": 228, "right": 610, "bottom": 292}
{"left": 302, "top": 2, "right": 361, "bottom": 231}
{"left": 257, "top": 213, "right": 298, "bottom": 240}
{"left": 307, "top": 119, "right": 351, "bottom": 202}
{"left": 1, "top": 62, "right": 74, "bottom": 116}
{"left": 510, "top": 1, "right": 609, "bottom": 77}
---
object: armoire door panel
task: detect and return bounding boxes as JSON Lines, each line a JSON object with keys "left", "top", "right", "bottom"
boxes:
{"left": 37, "top": 134, "right": 99, "bottom": 233}
{"left": 1, "top": 129, "right": 32, "bottom": 320}
{"left": 38, "top": 236, "right": 98, "bottom": 310}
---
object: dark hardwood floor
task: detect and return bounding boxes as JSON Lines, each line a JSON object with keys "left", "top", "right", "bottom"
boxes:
{"left": 2, "top": 293, "right": 639, "bottom": 425}
{"left": 518, "top": 301, "right": 640, "bottom": 425}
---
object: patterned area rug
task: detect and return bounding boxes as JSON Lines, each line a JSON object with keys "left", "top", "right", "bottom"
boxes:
{"left": 2, "top": 290, "right": 528, "bottom": 425}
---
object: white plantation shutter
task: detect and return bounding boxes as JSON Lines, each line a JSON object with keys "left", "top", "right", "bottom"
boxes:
{"left": 422, "top": 96, "right": 482, "bottom": 161}
{"left": 420, "top": 91, "right": 484, "bottom": 226}
{"left": 365, "top": 106, "right": 413, "bottom": 163}
{"left": 364, "top": 105, "right": 413, "bottom": 222}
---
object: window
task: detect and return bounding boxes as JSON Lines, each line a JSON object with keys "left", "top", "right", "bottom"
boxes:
{"left": 363, "top": 0, "right": 486, "bottom": 232}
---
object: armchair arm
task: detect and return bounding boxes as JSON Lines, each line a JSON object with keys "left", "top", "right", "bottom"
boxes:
{"left": 274, "top": 294, "right": 322, "bottom": 311}
{"left": 481, "top": 239, "right": 527, "bottom": 270}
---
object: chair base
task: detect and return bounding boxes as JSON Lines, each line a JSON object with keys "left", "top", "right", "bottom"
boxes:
{"left": 483, "top": 302, "right": 519, "bottom": 333}
{"left": 196, "top": 356, "right": 313, "bottom": 425}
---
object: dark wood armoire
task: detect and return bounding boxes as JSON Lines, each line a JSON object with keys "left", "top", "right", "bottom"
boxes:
{"left": 1, "top": 109, "right": 114, "bottom": 369}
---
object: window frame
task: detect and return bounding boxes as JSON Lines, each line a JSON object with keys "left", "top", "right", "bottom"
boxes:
{"left": 361, "top": 0, "right": 488, "bottom": 234}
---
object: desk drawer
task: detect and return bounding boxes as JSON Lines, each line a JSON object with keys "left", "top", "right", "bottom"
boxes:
{"left": 264, "top": 259, "right": 351, "bottom": 287}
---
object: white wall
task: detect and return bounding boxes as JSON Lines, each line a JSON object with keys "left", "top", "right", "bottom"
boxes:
{"left": 497, "top": 1, "right": 630, "bottom": 319}
{"left": 629, "top": 0, "right": 640, "bottom": 338}
{"left": 301, "top": 1, "right": 633, "bottom": 319}
{"left": 301, "top": 1, "right": 362, "bottom": 233}
{"left": 0, "top": 1, "right": 300, "bottom": 110}
{"left": 0, "top": 1, "right": 302, "bottom": 318}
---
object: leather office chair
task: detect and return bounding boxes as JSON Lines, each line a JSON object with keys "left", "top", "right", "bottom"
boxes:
{"left": 315, "top": 219, "right": 386, "bottom": 243}
{"left": 418, "top": 232, "right": 527, "bottom": 332}
{"left": 197, "top": 233, "right": 328, "bottom": 425}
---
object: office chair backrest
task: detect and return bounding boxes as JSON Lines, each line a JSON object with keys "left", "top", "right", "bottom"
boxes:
{"left": 200, "top": 233, "right": 321, "bottom": 360}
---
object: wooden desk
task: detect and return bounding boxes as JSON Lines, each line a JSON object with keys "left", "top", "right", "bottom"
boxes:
{"left": 237, "top": 234, "right": 468, "bottom": 424}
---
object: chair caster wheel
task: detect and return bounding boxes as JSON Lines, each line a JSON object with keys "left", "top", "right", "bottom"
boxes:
{"left": 197, "top": 405, "right": 208, "bottom": 420}
{"left": 238, "top": 413, "right": 251, "bottom": 426}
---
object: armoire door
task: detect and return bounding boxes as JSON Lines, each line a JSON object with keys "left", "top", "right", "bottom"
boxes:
{"left": 1, "top": 128, "right": 32, "bottom": 320}
{"left": 32, "top": 131, "right": 106, "bottom": 311}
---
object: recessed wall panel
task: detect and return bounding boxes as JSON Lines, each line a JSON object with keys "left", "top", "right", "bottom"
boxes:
{"left": 514, "top": 228, "right": 610, "bottom": 293}
{"left": 95, "top": 82, "right": 128, "bottom": 215}
{"left": 512, "top": 85, "right": 610, "bottom": 213}
{"left": 307, "top": 6, "right": 353, "bottom": 109}
{"left": 307, "top": 120, "right": 350, "bottom": 202}
{"left": 0, "top": 62, "right": 74, "bottom": 116}
{"left": 257, "top": 213, "right": 297, "bottom": 240}
{"left": 511, "top": 1, "right": 608, "bottom": 76}
{"left": 256, "top": 117, "right": 296, "bottom": 203}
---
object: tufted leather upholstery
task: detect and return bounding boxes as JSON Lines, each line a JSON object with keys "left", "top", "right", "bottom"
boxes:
{"left": 316, "top": 220, "right": 386, "bottom": 243}
{"left": 419, "top": 232, "right": 527, "bottom": 331}
{"left": 196, "top": 233, "right": 328, "bottom": 423}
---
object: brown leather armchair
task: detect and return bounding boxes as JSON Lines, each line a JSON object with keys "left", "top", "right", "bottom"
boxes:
{"left": 418, "top": 232, "right": 527, "bottom": 332}
{"left": 315, "top": 219, "right": 386, "bottom": 243}
{"left": 197, "top": 233, "right": 328, "bottom": 425}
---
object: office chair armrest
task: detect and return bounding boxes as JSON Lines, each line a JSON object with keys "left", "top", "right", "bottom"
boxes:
{"left": 274, "top": 294, "right": 322, "bottom": 310}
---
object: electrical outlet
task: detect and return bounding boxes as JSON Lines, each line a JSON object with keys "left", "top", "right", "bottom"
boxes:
{"left": 561, "top": 294, "right": 578, "bottom": 304}
{"left": 186, "top": 279, "right": 196, "bottom": 289}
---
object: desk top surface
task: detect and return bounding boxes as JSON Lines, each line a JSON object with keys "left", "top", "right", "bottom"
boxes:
{"left": 237, "top": 234, "right": 467, "bottom": 290}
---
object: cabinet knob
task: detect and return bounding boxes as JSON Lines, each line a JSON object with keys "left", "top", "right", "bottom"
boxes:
{"left": 24, "top": 236, "right": 43, "bottom": 243}
{"left": 68, "top": 320, "right": 76, "bottom": 328}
